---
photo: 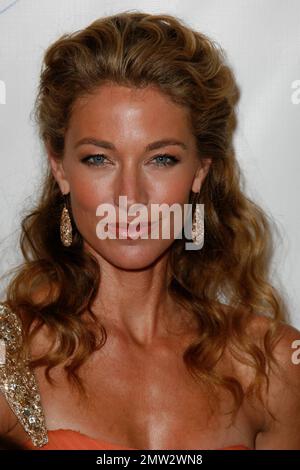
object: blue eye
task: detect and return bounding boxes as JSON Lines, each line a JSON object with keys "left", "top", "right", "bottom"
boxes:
{"left": 152, "top": 154, "right": 179, "bottom": 167}
{"left": 81, "top": 153, "right": 179, "bottom": 167}
{"left": 81, "top": 154, "right": 107, "bottom": 166}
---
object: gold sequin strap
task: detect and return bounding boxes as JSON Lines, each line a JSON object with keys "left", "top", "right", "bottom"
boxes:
{"left": 0, "top": 302, "right": 48, "bottom": 447}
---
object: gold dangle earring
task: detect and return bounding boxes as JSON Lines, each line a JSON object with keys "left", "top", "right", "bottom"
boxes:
{"left": 60, "top": 193, "right": 72, "bottom": 247}
{"left": 191, "top": 193, "right": 204, "bottom": 247}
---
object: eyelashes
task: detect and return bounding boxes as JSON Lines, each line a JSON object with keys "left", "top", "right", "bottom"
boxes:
{"left": 153, "top": 154, "right": 179, "bottom": 167}
{"left": 81, "top": 154, "right": 106, "bottom": 166}
{"left": 81, "top": 153, "right": 180, "bottom": 168}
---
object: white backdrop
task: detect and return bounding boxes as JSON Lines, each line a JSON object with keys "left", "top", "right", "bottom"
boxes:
{"left": 0, "top": 0, "right": 299, "bottom": 328}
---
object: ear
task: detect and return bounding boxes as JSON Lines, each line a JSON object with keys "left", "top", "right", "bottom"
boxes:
{"left": 191, "top": 158, "right": 212, "bottom": 193}
{"left": 45, "top": 140, "right": 70, "bottom": 195}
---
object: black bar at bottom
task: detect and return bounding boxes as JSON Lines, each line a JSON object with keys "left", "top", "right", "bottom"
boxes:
{"left": 0, "top": 449, "right": 299, "bottom": 467}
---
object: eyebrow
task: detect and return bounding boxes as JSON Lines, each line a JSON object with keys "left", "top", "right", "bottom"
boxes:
{"left": 74, "top": 137, "right": 188, "bottom": 151}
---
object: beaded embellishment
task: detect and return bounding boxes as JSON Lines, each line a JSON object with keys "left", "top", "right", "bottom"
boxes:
{"left": 0, "top": 302, "right": 48, "bottom": 447}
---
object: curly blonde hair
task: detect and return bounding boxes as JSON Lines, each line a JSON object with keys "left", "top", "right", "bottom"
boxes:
{"left": 1, "top": 10, "right": 290, "bottom": 426}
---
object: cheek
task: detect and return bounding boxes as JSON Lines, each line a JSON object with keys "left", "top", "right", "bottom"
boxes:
{"left": 153, "top": 175, "right": 192, "bottom": 206}
{"left": 69, "top": 177, "right": 109, "bottom": 212}
{"left": 67, "top": 177, "right": 111, "bottom": 238}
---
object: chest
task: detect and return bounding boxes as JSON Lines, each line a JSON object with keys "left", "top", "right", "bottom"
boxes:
{"left": 31, "top": 337, "right": 260, "bottom": 449}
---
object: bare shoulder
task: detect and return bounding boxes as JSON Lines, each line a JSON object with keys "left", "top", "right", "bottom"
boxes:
{"left": 221, "top": 307, "right": 300, "bottom": 449}
{"left": 243, "top": 312, "right": 300, "bottom": 390}
{"left": 252, "top": 316, "right": 300, "bottom": 449}
{"left": 245, "top": 312, "right": 300, "bottom": 369}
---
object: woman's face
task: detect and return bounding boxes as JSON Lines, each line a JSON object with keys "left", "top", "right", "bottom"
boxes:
{"left": 48, "top": 83, "right": 211, "bottom": 269}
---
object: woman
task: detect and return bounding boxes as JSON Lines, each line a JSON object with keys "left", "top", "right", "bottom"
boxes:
{"left": 0, "top": 11, "right": 300, "bottom": 450}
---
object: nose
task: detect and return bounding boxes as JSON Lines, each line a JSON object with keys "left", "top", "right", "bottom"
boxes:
{"left": 114, "top": 163, "right": 148, "bottom": 216}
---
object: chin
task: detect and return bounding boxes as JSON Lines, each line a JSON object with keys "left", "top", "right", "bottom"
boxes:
{"left": 85, "top": 237, "right": 172, "bottom": 270}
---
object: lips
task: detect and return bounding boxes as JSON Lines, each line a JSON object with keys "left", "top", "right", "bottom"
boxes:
{"left": 107, "top": 220, "right": 158, "bottom": 238}
{"left": 110, "top": 221, "right": 154, "bottom": 229}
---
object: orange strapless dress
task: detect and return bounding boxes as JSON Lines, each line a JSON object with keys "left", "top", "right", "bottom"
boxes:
{"left": 21, "top": 429, "right": 252, "bottom": 450}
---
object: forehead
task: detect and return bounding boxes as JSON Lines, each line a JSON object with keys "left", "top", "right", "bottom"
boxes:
{"left": 66, "top": 83, "right": 192, "bottom": 143}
